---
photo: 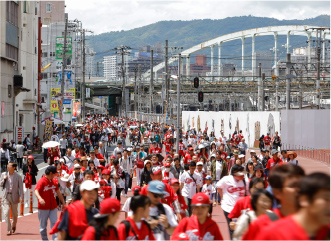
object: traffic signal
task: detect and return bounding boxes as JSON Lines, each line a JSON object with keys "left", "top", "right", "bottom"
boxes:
{"left": 194, "top": 77, "right": 199, "bottom": 88}
{"left": 198, "top": 91, "right": 203, "bottom": 102}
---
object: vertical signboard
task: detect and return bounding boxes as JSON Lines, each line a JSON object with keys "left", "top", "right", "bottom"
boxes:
{"left": 56, "top": 37, "right": 72, "bottom": 60}
{"left": 16, "top": 126, "right": 24, "bottom": 143}
{"left": 45, "top": 121, "right": 53, "bottom": 141}
{"left": 86, "top": 88, "right": 90, "bottom": 98}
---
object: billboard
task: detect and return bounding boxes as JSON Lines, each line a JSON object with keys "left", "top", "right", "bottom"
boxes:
{"left": 16, "top": 126, "right": 24, "bottom": 143}
{"left": 45, "top": 121, "right": 53, "bottom": 141}
{"left": 51, "top": 88, "right": 75, "bottom": 113}
{"left": 56, "top": 37, "right": 72, "bottom": 60}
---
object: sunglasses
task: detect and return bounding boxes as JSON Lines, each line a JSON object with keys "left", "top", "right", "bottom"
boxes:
{"left": 152, "top": 193, "right": 163, "bottom": 198}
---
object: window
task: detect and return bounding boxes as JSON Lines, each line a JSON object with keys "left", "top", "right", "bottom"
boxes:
{"left": 43, "top": 18, "right": 51, "bottom": 25}
{"left": 6, "top": 44, "right": 18, "bottom": 61}
{"left": 41, "top": 73, "right": 48, "bottom": 79}
{"left": 46, "top": 3, "right": 52, "bottom": 13}
{"left": 42, "top": 52, "right": 48, "bottom": 57}
{"left": 6, "top": 1, "right": 18, "bottom": 26}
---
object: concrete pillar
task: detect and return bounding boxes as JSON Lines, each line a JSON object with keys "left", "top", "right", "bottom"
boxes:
{"left": 186, "top": 55, "right": 190, "bottom": 78}
{"left": 252, "top": 34, "right": 256, "bottom": 77}
{"left": 211, "top": 45, "right": 214, "bottom": 80}
{"left": 307, "top": 32, "right": 312, "bottom": 70}
{"left": 322, "top": 32, "right": 326, "bottom": 65}
{"left": 218, "top": 42, "right": 222, "bottom": 79}
{"left": 286, "top": 31, "right": 291, "bottom": 53}
{"left": 241, "top": 37, "right": 245, "bottom": 76}
{"left": 274, "top": 32, "right": 279, "bottom": 76}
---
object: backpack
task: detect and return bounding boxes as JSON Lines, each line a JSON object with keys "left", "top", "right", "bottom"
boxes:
{"left": 121, "top": 220, "right": 152, "bottom": 240}
{"left": 23, "top": 137, "right": 27, "bottom": 145}
{"left": 77, "top": 225, "right": 118, "bottom": 240}
{"left": 266, "top": 212, "right": 279, "bottom": 222}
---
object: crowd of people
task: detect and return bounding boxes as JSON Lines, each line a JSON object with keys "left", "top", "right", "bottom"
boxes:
{"left": 0, "top": 114, "right": 329, "bottom": 240}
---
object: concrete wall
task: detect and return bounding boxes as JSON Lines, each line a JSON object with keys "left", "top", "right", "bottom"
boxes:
{"left": 182, "top": 111, "right": 280, "bottom": 148}
{"left": 281, "top": 110, "right": 330, "bottom": 150}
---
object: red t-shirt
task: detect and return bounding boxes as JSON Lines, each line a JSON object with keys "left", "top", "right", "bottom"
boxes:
{"left": 178, "top": 143, "right": 185, "bottom": 156}
{"left": 141, "top": 182, "right": 178, "bottom": 206}
{"left": 242, "top": 208, "right": 284, "bottom": 240}
{"left": 263, "top": 136, "right": 271, "bottom": 145}
{"left": 35, "top": 176, "right": 59, "bottom": 210}
{"left": 81, "top": 226, "right": 118, "bottom": 240}
{"left": 149, "top": 147, "right": 162, "bottom": 154}
{"left": 96, "top": 153, "right": 105, "bottom": 161}
{"left": 255, "top": 215, "right": 330, "bottom": 240}
{"left": 165, "top": 142, "right": 172, "bottom": 152}
{"left": 266, "top": 158, "right": 284, "bottom": 170}
{"left": 118, "top": 217, "right": 156, "bottom": 240}
{"left": 197, "top": 152, "right": 209, "bottom": 160}
{"left": 184, "top": 154, "right": 195, "bottom": 164}
{"left": 228, "top": 195, "right": 252, "bottom": 219}
{"left": 171, "top": 215, "right": 223, "bottom": 240}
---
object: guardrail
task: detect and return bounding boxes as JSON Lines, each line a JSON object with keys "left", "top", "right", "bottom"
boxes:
{"left": 281, "top": 143, "right": 330, "bottom": 167}
{"left": 126, "top": 111, "right": 177, "bottom": 125}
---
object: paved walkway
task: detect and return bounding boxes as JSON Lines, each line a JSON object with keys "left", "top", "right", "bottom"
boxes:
{"left": 1, "top": 148, "right": 329, "bottom": 240}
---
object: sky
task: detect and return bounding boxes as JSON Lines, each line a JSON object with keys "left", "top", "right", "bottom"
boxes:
{"left": 65, "top": 0, "right": 330, "bottom": 35}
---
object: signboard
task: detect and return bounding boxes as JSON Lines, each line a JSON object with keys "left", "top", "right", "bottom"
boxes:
{"left": 86, "top": 88, "right": 90, "bottom": 98}
{"left": 1, "top": 102, "right": 4, "bottom": 117}
{"left": 56, "top": 37, "right": 72, "bottom": 60}
{"left": 57, "top": 70, "right": 73, "bottom": 87}
{"left": 63, "top": 99, "right": 71, "bottom": 105}
{"left": 16, "top": 126, "right": 24, "bottom": 143}
{"left": 45, "top": 121, "right": 53, "bottom": 141}
{"left": 51, "top": 88, "right": 75, "bottom": 113}
{"left": 73, "top": 102, "right": 81, "bottom": 117}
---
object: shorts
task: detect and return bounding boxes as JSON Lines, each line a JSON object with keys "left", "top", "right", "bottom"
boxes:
{"left": 209, "top": 203, "right": 213, "bottom": 214}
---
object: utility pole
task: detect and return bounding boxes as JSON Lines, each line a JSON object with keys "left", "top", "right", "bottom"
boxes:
{"left": 316, "top": 29, "right": 322, "bottom": 109}
{"left": 134, "top": 65, "right": 138, "bottom": 112}
{"left": 82, "top": 31, "right": 86, "bottom": 122}
{"left": 257, "top": 63, "right": 261, "bottom": 111}
{"left": 275, "top": 76, "right": 279, "bottom": 111}
{"left": 60, "top": 17, "right": 68, "bottom": 120}
{"left": 165, "top": 40, "right": 169, "bottom": 123}
{"left": 138, "top": 64, "right": 141, "bottom": 113}
{"left": 286, "top": 53, "right": 291, "bottom": 110}
{"left": 150, "top": 50, "right": 154, "bottom": 122}
{"left": 176, "top": 54, "right": 181, "bottom": 153}
{"left": 261, "top": 73, "right": 265, "bottom": 111}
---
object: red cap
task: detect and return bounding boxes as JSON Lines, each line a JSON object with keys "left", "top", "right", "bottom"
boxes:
{"left": 188, "top": 147, "right": 194, "bottom": 151}
{"left": 28, "top": 155, "right": 34, "bottom": 160}
{"left": 102, "top": 169, "right": 111, "bottom": 175}
{"left": 152, "top": 166, "right": 162, "bottom": 175}
{"left": 164, "top": 162, "right": 171, "bottom": 167}
{"left": 191, "top": 193, "right": 210, "bottom": 206}
{"left": 97, "top": 165, "right": 105, "bottom": 170}
{"left": 99, "top": 179, "right": 107, "bottom": 186}
{"left": 3, "top": 139, "right": 6, "bottom": 142}
{"left": 110, "top": 155, "right": 115, "bottom": 159}
{"left": 170, "top": 178, "right": 179, "bottom": 185}
{"left": 132, "top": 186, "right": 141, "bottom": 194}
{"left": 54, "top": 157, "right": 60, "bottom": 161}
{"left": 95, "top": 198, "right": 121, "bottom": 217}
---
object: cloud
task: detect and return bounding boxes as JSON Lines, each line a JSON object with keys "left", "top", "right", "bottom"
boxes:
{"left": 65, "top": 0, "right": 330, "bottom": 34}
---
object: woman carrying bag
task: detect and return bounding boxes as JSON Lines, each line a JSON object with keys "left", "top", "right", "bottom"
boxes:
{"left": 22, "top": 155, "right": 38, "bottom": 208}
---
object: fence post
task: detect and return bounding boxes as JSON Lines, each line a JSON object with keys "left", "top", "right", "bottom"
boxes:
{"left": 20, "top": 194, "right": 24, "bottom": 216}
{"left": 10, "top": 206, "right": 12, "bottom": 219}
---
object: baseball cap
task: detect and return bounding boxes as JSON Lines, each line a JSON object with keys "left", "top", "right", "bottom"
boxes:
{"left": 254, "top": 164, "right": 264, "bottom": 171}
{"left": 210, "top": 153, "right": 216, "bottom": 158}
{"left": 226, "top": 156, "right": 231, "bottom": 159}
{"left": 152, "top": 166, "right": 162, "bottom": 175}
{"left": 188, "top": 147, "right": 194, "bottom": 151}
{"left": 97, "top": 165, "right": 105, "bottom": 170}
{"left": 191, "top": 193, "right": 210, "bottom": 206}
{"left": 170, "top": 178, "right": 179, "bottom": 185}
{"left": 102, "top": 169, "right": 111, "bottom": 175}
{"left": 204, "top": 175, "right": 212, "bottom": 180}
{"left": 231, "top": 165, "right": 246, "bottom": 176}
{"left": 59, "top": 158, "right": 65, "bottom": 163}
{"left": 148, "top": 180, "right": 166, "bottom": 194}
{"left": 99, "top": 179, "right": 107, "bottom": 186}
{"left": 238, "top": 154, "right": 245, "bottom": 158}
{"left": 164, "top": 162, "right": 171, "bottom": 168}
{"left": 110, "top": 155, "right": 115, "bottom": 159}
{"left": 94, "top": 198, "right": 121, "bottom": 218}
{"left": 197, "top": 161, "right": 204, "bottom": 166}
{"left": 132, "top": 186, "right": 141, "bottom": 194}
{"left": 80, "top": 180, "right": 100, "bottom": 192}
{"left": 261, "top": 149, "right": 266, "bottom": 153}
{"left": 249, "top": 150, "right": 256, "bottom": 153}
{"left": 271, "top": 149, "right": 279, "bottom": 155}
{"left": 74, "top": 164, "right": 81, "bottom": 169}
{"left": 46, "top": 166, "right": 57, "bottom": 174}
{"left": 28, "top": 155, "right": 34, "bottom": 160}
{"left": 233, "top": 150, "right": 240, "bottom": 155}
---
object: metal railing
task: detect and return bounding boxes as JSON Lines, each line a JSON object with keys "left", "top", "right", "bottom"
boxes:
{"left": 281, "top": 143, "right": 330, "bottom": 167}
{"left": 126, "top": 111, "right": 168, "bottom": 124}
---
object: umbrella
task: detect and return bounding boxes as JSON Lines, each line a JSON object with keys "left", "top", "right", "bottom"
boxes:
{"left": 75, "top": 124, "right": 83, "bottom": 127}
{"left": 203, "top": 141, "right": 210, "bottom": 148}
{"left": 144, "top": 153, "right": 164, "bottom": 162}
{"left": 42, "top": 141, "right": 60, "bottom": 149}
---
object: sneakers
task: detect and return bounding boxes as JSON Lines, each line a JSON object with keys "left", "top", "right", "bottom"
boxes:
{"left": 128, "top": 188, "right": 132, "bottom": 191}
{"left": 125, "top": 194, "right": 127, "bottom": 197}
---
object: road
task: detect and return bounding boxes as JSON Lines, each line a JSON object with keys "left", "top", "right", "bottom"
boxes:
{"left": 0, "top": 141, "right": 329, "bottom": 240}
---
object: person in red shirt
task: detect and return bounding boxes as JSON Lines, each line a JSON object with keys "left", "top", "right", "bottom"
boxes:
{"left": 149, "top": 141, "right": 162, "bottom": 154}
{"left": 81, "top": 198, "right": 121, "bottom": 240}
{"left": 178, "top": 139, "right": 185, "bottom": 158}
{"left": 118, "top": 195, "right": 156, "bottom": 240}
{"left": 164, "top": 138, "right": 172, "bottom": 155}
{"left": 34, "top": 166, "right": 66, "bottom": 240}
{"left": 255, "top": 172, "right": 330, "bottom": 240}
{"left": 170, "top": 178, "right": 188, "bottom": 218}
{"left": 47, "top": 147, "right": 60, "bottom": 165}
{"left": 141, "top": 166, "right": 182, "bottom": 222}
{"left": 171, "top": 192, "right": 223, "bottom": 240}
{"left": 94, "top": 146, "right": 105, "bottom": 166}
{"left": 265, "top": 149, "right": 284, "bottom": 177}
{"left": 184, "top": 147, "right": 195, "bottom": 164}
{"left": 242, "top": 164, "right": 305, "bottom": 240}
{"left": 228, "top": 177, "right": 266, "bottom": 220}
{"left": 263, "top": 133, "right": 272, "bottom": 150}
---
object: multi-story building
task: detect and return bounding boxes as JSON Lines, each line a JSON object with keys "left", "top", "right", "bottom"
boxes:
{"left": 184, "top": 55, "right": 211, "bottom": 76}
{"left": 39, "top": 1, "right": 65, "bottom": 25}
{"left": 103, "top": 55, "right": 121, "bottom": 80}
{"left": 0, "top": 1, "right": 39, "bottom": 143}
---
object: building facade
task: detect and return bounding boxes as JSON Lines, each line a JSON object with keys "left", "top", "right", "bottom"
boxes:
{"left": 39, "top": 1, "right": 65, "bottom": 25}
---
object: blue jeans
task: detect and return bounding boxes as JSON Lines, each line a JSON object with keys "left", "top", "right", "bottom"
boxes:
{"left": 38, "top": 208, "right": 57, "bottom": 240}
{"left": 212, "top": 181, "right": 221, "bottom": 203}
{"left": 124, "top": 173, "right": 130, "bottom": 194}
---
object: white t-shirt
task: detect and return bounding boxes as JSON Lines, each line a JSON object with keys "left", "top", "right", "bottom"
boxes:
{"left": 202, "top": 183, "right": 216, "bottom": 199}
{"left": 215, "top": 160, "right": 223, "bottom": 181}
{"left": 122, "top": 197, "right": 133, "bottom": 217}
{"left": 162, "top": 170, "right": 175, "bottom": 183}
{"left": 216, "top": 175, "right": 246, "bottom": 213}
{"left": 149, "top": 204, "right": 177, "bottom": 241}
{"left": 179, "top": 171, "right": 203, "bottom": 199}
